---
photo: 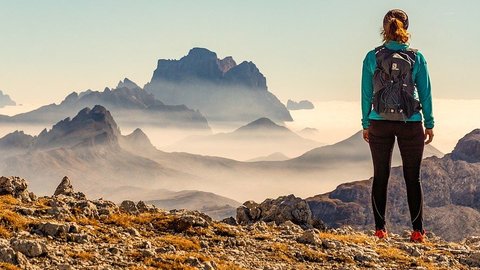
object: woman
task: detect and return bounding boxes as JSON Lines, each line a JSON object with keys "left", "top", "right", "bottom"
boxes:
{"left": 361, "top": 9, "right": 434, "bottom": 243}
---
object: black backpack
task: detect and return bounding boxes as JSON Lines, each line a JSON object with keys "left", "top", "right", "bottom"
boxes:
{"left": 372, "top": 45, "right": 421, "bottom": 121}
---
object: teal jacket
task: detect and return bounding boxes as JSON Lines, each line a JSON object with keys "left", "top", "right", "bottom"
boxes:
{"left": 361, "top": 40, "right": 434, "bottom": 129}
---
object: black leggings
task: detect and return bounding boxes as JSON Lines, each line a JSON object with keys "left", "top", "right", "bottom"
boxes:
{"left": 368, "top": 120, "right": 425, "bottom": 231}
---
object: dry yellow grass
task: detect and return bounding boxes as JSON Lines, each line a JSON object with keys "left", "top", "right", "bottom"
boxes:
{"left": 73, "top": 216, "right": 99, "bottom": 227}
{"left": 0, "top": 195, "right": 19, "bottom": 206}
{"left": 0, "top": 209, "right": 29, "bottom": 231}
{"left": 105, "top": 212, "right": 174, "bottom": 230}
{"left": 0, "top": 262, "right": 22, "bottom": 270}
{"left": 253, "top": 233, "right": 273, "bottom": 241}
{"left": 69, "top": 251, "right": 95, "bottom": 261}
{"left": 157, "top": 235, "right": 200, "bottom": 251}
{"left": 374, "top": 246, "right": 411, "bottom": 264}
{"left": 268, "top": 242, "right": 295, "bottom": 262}
{"left": 144, "top": 253, "right": 210, "bottom": 270}
{"left": 33, "top": 197, "right": 50, "bottom": 210}
{"left": 0, "top": 224, "right": 11, "bottom": 238}
{"left": 215, "top": 261, "right": 246, "bottom": 270}
{"left": 212, "top": 223, "right": 238, "bottom": 237}
{"left": 318, "top": 231, "right": 373, "bottom": 245}
{"left": 297, "top": 245, "right": 328, "bottom": 263}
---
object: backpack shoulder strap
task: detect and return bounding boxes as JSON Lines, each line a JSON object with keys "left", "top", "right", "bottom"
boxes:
{"left": 404, "top": 47, "right": 418, "bottom": 65}
{"left": 374, "top": 45, "right": 388, "bottom": 55}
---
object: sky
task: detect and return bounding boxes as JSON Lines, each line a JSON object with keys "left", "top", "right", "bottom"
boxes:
{"left": 1, "top": 0, "right": 479, "bottom": 106}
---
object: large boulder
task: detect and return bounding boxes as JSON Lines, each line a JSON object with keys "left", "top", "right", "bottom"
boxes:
{"left": 10, "top": 239, "right": 47, "bottom": 257}
{"left": 54, "top": 176, "right": 74, "bottom": 196}
{"left": 236, "top": 194, "right": 325, "bottom": 229}
{"left": 0, "top": 176, "right": 36, "bottom": 202}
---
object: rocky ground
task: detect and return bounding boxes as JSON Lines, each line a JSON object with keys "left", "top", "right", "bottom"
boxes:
{"left": 1, "top": 176, "right": 480, "bottom": 270}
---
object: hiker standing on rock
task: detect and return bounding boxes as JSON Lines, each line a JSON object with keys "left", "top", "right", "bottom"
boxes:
{"left": 360, "top": 9, "right": 435, "bottom": 242}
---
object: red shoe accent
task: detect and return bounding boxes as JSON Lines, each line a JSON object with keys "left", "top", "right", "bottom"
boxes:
{"left": 374, "top": 229, "right": 388, "bottom": 239}
{"left": 410, "top": 229, "right": 426, "bottom": 242}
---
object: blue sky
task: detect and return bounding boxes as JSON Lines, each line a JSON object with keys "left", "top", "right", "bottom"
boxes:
{"left": 1, "top": 0, "right": 479, "bottom": 104}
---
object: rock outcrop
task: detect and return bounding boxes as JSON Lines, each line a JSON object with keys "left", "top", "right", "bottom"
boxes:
{"left": 0, "top": 176, "right": 36, "bottom": 202}
{"left": 451, "top": 129, "right": 480, "bottom": 163}
{"left": 236, "top": 194, "right": 325, "bottom": 230}
{"left": 1, "top": 176, "right": 480, "bottom": 269}
{"left": 287, "top": 99, "right": 315, "bottom": 110}
{"left": 144, "top": 47, "right": 292, "bottom": 123}
{"left": 53, "top": 176, "right": 75, "bottom": 197}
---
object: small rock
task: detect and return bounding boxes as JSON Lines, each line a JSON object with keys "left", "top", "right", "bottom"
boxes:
{"left": 354, "top": 252, "right": 374, "bottom": 262}
{"left": 10, "top": 238, "right": 47, "bottom": 257}
{"left": 221, "top": 216, "right": 237, "bottom": 226}
{"left": 140, "top": 241, "right": 152, "bottom": 249}
{"left": 126, "top": 227, "right": 140, "bottom": 237}
{"left": 15, "top": 206, "right": 35, "bottom": 216}
{"left": 322, "top": 239, "right": 337, "bottom": 249}
{"left": 186, "top": 256, "right": 201, "bottom": 267}
{"left": 32, "top": 222, "right": 69, "bottom": 239}
{"left": 297, "top": 229, "right": 321, "bottom": 245}
{"left": 67, "top": 233, "right": 89, "bottom": 243}
{"left": 136, "top": 201, "right": 156, "bottom": 213}
{"left": 173, "top": 214, "right": 209, "bottom": 232}
{"left": 120, "top": 200, "right": 139, "bottom": 215}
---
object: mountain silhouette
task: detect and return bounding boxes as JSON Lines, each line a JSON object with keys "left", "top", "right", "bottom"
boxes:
{"left": 144, "top": 48, "right": 292, "bottom": 123}
{"left": 0, "top": 79, "right": 210, "bottom": 130}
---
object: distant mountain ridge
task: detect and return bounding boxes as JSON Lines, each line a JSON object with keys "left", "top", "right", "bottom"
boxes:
{"left": 164, "top": 117, "right": 321, "bottom": 160}
{"left": 0, "top": 79, "right": 210, "bottom": 130}
{"left": 144, "top": 48, "right": 292, "bottom": 123}
{"left": 306, "top": 129, "right": 480, "bottom": 242}
{"left": 286, "top": 130, "right": 443, "bottom": 168}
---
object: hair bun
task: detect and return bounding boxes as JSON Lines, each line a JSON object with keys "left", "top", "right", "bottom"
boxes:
{"left": 383, "top": 9, "right": 409, "bottom": 29}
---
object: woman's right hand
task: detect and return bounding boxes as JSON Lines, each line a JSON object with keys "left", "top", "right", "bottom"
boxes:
{"left": 424, "top": 128, "right": 434, "bottom": 144}
{"left": 363, "top": 128, "right": 369, "bottom": 143}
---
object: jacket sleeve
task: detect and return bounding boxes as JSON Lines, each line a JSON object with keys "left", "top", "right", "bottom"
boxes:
{"left": 361, "top": 50, "right": 375, "bottom": 129}
{"left": 415, "top": 52, "right": 435, "bottom": 129}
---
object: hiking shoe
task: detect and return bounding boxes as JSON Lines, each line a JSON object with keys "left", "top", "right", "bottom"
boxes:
{"left": 374, "top": 228, "right": 388, "bottom": 239}
{"left": 410, "top": 229, "right": 426, "bottom": 242}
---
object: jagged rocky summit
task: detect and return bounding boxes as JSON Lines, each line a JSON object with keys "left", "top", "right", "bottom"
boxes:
{"left": 2, "top": 176, "right": 480, "bottom": 269}
{"left": 144, "top": 48, "right": 293, "bottom": 123}
{"left": 287, "top": 99, "right": 315, "bottom": 110}
{"left": 34, "top": 105, "right": 120, "bottom": 149}
{"left": 307, "top": 128, "right": 480, "bottom": 242}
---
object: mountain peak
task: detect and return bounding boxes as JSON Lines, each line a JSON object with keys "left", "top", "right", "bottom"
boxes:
{"left": 235, "top": 117, "right": 288, "bottom": 133}
{"left": 217, "top": 56, "right": 236, "bottom": 73}
{"left": 34, "top": 105, "right": 120, "bottom": 149}
{"left": 451, "top": 129, "right": 480, "bottom": 163}
{"left": 187, "top": 47, "right": 217, "bottom": 59}
{"left": 0, "top": 130, "right": 34, "bottom": 149}
{"left": 117, "top": 78, "right": 140, "bottom": 90}
{"left": 0, "top": 90, "right": 16, "bottom": 107}
{"left": 120, "top": 128, "right": 155, "bottom": 153}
